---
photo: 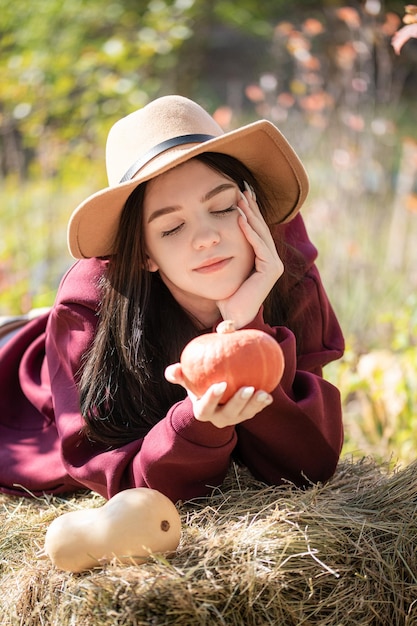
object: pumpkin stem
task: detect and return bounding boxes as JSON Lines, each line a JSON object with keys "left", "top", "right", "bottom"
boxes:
{"left": 216, "top": 320, "right": 236, "bottom": 334}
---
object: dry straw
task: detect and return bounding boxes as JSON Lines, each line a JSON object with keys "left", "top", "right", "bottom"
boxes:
{"left": 1, "top": 457, "right": 417, "bottom": 625}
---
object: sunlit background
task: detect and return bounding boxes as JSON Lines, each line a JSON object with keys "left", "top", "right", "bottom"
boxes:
{"left": 1, "top": 0, "right": 416, "bottom": 463}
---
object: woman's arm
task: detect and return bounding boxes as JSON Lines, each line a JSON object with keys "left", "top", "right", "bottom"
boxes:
{"left": 235, "top": 294, "right": 343, "bottom": 488}
{"left": 46, "top": 264, "right": 237, "bottom": 502}
{"left": 234, "top": 214, "right": 345, "bottom": 487}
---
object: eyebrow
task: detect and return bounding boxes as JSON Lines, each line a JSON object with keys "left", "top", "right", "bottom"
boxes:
{"left": 147, "top": 183, "right": 236, "bottom": 224}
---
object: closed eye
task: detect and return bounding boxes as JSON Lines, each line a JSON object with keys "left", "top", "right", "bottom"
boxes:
{"left": 211, "top": 205, "right": 238, "bottom": 216}
{"left": 161, "top": 223, "right": 184, "bottom": 237}
{"left": 161, "top": 205, "right": 237, "bottom": 237}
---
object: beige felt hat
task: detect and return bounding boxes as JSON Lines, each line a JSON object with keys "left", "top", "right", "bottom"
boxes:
{"left": 67, "top": 95, "right": 309, "bottom": 259}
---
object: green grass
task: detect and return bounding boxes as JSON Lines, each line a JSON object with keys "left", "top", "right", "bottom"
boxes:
{"left": 0, "top": 177, "right": 99, "bottom": 314}
{"left": 302, "top": 149, "right": 417, "bottom": 465}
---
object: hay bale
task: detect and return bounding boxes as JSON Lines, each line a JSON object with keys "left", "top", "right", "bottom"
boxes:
{"left": 1, "top": 457, "right": 417, "bottom": 625}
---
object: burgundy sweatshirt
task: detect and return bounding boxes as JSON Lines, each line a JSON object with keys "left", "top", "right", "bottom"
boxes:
{"left": 0, "top": 214, "right": 344, "bottom": 502}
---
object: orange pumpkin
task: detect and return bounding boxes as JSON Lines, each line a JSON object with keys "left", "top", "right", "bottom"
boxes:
{"left": 180, "top": 320, "right": 285, "bottom": 403}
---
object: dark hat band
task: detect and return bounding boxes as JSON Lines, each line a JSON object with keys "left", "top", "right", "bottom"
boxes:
{"left": 119, "top": 134, "right": 216, "bottom": 183}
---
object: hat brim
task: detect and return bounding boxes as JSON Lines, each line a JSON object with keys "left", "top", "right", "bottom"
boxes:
{"left": 67, "top": 120, "right": 309, "bottom": 259}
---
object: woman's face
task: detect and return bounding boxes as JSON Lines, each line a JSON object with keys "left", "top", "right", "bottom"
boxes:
{"left": 143, "top": 159, "right": 255, "bottom": 327}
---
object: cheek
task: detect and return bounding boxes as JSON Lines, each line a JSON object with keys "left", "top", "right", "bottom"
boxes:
{"left": 145, "top": 238, "right": 185, "bottom": 275}
{"left": 143, "top": 238, "right": 161, "bottom": 271}
{"left": 239, "top": 233, "right": 256, "bottom": 266}
{"left": 243, "top": 249, "right": 256, "bottom": 276}
{"left": 144, "top": 231, "right": 165, "bottom": 272}
{"left": 239, "top": 246, "right": 256, "bottom": 283}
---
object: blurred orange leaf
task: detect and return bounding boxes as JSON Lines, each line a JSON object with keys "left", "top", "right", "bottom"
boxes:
{"left": 406, "top": 194, "right": 417, "bottom": 213}
{"left": 287, "top": 31, "right": 310, "bottom": 54}
{"left": 300, "top": 55, "right": 321, "bottom": 71}
{"left": 302, "top": 18, "right": 325, "bottom": 37}
{"left": 336, "top": 7, "right": 361, "bottom": 29}
{"left": 277, "top": 92, "right": 295, "bottom": 108}
{"left": 245, "top": 85, "right": 265, "bottom": 103}
{"left": 212, "top": 106, "right": 233, "bottom": 129}
{"left": 342, "top": 111, "right": 365, "bottom": 132}
{"left": 381, "top": 12, "right": 402, "bottom": 36}
{"left": 335, "top": 43, "right": 357, "bottom": 69}
{"left": 274, "top": 21, "right": 294, "bottom": 37}
{"left": 299, "top": 91, "right": 333, "bottom": 112}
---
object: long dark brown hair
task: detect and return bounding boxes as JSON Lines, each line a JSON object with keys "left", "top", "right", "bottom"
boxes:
{"left": 79, "top": 152, "right": 304, "bottom": 446}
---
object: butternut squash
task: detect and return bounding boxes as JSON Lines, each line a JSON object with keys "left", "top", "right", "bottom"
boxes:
{"left": 43, "top": 488, "right": 182, "bottom": 573}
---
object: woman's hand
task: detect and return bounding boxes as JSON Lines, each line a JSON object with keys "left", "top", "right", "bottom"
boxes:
{"left": 216, "top": 183, "right": 284, "bottom": 329}
{"left": 165, "top": 363, "right": 273, "bottom": 428}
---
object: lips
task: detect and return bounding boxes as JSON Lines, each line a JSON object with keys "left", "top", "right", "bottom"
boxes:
{"left": 194, "top": 257, "right": 231, "bottom": 273}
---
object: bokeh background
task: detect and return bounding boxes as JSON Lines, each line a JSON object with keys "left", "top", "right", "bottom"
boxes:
{"left": 1, "top": 0, "right": 416, "bottom": 464}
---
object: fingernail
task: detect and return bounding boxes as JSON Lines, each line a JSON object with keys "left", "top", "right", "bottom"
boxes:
{"left": 257, "top": 392, "right": 272, "bottom": 403}
{"left": 240, "top": 191, "right": 249, "bottom": 206}
{"left": 241, "top": 386, "right": 255, "bottom": 399}
{"left": 244, "top": 181, "right": 256, "bottom": 201}
{"left": 237, "top": 206, "right": 248, "bottom": 221}
{"left": 213, "top": 382, "right": 227, "bottom": 396}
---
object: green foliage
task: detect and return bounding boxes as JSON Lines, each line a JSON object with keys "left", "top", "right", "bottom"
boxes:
{"left": 0, "top": 173, "right": 100, "bottom": 313}
{"left": 1, "top": 0, "right": 332, "bottom": 181}
{"left": 0, "top": 0, "right": 196, "bottom": 178}
{"left": 326, "top": 296, "right": 417, "bottom": 465}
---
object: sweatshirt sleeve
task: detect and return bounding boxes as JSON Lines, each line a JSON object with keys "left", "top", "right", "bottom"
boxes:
{"left": 46, "top": 261, "right": 237, "bottom": 503}
{"left": 234, "top": 214, "right": 344, "bottom": 487}
{"left": 46, "top": 210, "right": 344, "bottom": 502}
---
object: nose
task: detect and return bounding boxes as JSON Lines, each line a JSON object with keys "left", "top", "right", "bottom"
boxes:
{"left": 191, "top": 223, "right": 221, "bottom": 249}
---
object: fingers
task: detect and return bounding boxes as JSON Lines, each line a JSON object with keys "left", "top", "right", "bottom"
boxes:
{"left": 166, "top": 363, "right": 274, "bottom": 427}
{"left": 238, "top": 183, "right": 283, "bottom": 270}
{"left": 238, "top": 203, "right": 281, "bottom": 268}
{"left": 192, "top": 381, "right": 227, "bottom": 420}
{"left": 194, "top": 384, "right": 273, "bottom": 427}
{"left": 222, "top": 387, "right": 273, "bottom": 423}
{"left": 238, "top": 185, "right": 261, "bottom": 222}
{"left": 164, "top": 363, "right": 183, "bottom": 385}
{"left": 238, "top": 184, "right": 275, "bottom": 249}
{"left": 244, "top": 180, "right": 256, "bottom": 201}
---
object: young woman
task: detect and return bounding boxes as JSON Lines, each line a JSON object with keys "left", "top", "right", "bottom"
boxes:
{"left": 0, "top": 95, "right": 344, "bottom": 503}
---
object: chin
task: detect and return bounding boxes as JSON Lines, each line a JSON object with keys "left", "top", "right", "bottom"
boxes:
{"left": 212, "top": 287, "right": 242, "bottom": 300}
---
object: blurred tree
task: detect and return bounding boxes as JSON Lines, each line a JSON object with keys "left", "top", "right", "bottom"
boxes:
{"left": 0, "top": 0, "right": 415, "bottom": 183}
{"left": 0, "top": 0, "right": 196, "bottom": 180}
{"left": 1, "top": 0, "right": 298, "bottom": 181}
